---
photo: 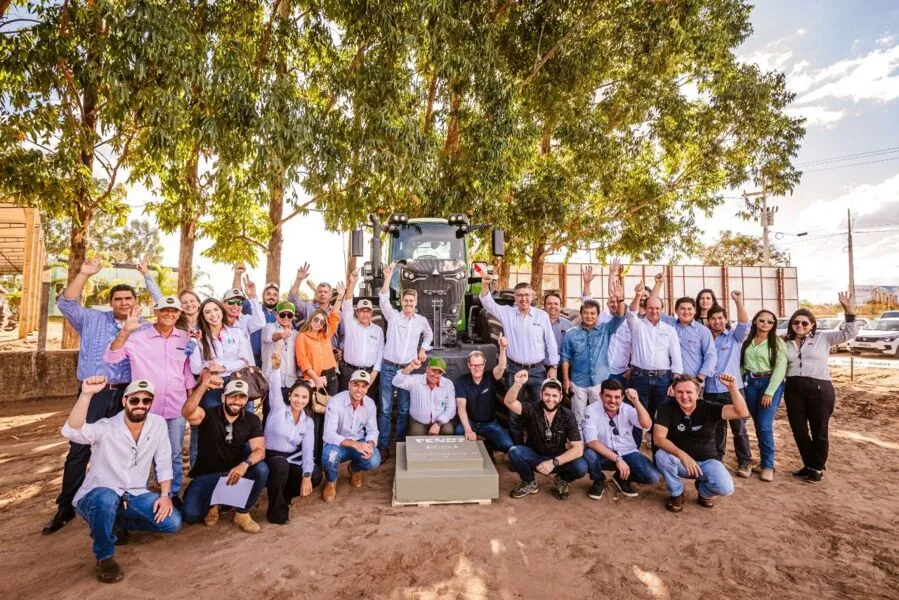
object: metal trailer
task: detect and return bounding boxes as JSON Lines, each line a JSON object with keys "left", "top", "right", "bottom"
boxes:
{"left": 506, "top": 263, "right": 800, "bottom": 319}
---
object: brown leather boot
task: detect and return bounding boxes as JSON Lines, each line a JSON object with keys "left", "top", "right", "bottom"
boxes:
{"left": 666, "top": 493, "right": 684, "bottom": 513}
{"left": 322, "top": 481, "right": 337, "bottom": 502}
{"left": 204, "top": 505, "right": 219, "bottom": 527}
{"left": 96, "top": 557, "right": 124, "bottom": 583}
{"left": 348, "top": 464, "right": 363, "bottom": 488}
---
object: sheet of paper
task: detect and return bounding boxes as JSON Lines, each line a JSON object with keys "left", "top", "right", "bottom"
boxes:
{"left": 209, "top": 476, "right": 253, "bottom": 508}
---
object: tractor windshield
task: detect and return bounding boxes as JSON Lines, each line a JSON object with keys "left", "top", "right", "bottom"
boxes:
{"left": 390, "top": 222, "right": 465, "bottom": 262}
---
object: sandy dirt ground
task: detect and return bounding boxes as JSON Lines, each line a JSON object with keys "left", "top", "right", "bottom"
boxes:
{"left": 1, "top": 366, "right": 897, "bottom": 599}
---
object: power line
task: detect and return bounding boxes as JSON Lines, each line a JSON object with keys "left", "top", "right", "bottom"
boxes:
{"left": 794, "top": 146, "right": 899, "bottom": 168}
{"left": 801, "top": 155, "right": 899, "bottom": 174}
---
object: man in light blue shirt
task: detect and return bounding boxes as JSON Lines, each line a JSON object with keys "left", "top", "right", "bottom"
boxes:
{"left": 560, "top": 295, "right": 625, "bottom": 426}
{"left": 705, "top": 291, "right": 752, "bottom": 476}
{"left": 660, "top": 297, "right": 717, "bottom": 384}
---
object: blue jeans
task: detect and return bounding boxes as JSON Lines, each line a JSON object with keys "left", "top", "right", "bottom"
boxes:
{"left": 322, "top": 443, "right": 382, "bottom": 482}
{"left": 583, "top": 448, "right": 661, "bottom": 484}
{"left": 75, "top": 487, "right": 182, "bottom": 560}
{"left": 504, "top": 364, "right": 547, "bottom": 445}
{"left": 161, "top": 417, "right": 186, "bottom": 495}
{"left": 454, "top": 419, "right": 514, "bottom": 454}
{"left": 744, "top": 377, "right": 784, "bottom": 469}
{"left": 628, "top": 369, "right": 672, "bottom": 447}
{"left": 181, "top": 462, "right": 269, "bottom": 523}
{"left": 378, "top": 362, "right": 411, "bottom": 450}
{"left": 507, "top": 445, "right": 588, "bottom": 484}
{"left": 654, "top": 448, "right": 734, "bottom": 498}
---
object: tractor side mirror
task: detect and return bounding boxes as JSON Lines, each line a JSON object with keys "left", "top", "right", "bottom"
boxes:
{"left": 351, "top": 229, "right": 364, "bottom": 257}
{"left": 491, "top": 229, "right": 505, "bottom": 257}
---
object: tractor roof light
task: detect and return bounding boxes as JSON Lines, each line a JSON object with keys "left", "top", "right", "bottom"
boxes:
{"left": 448, "top": 213, "right": 469, "bottom": 226}
{"left": 389, "top": 213, "right": 408, "bottom": 225}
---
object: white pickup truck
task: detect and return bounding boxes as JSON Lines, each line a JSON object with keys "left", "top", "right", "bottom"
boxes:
{"left": 848, "top": 318, "right": 899, "bottom": 356}
{"left": 815, "top": 316, "right": 869, "bottom": 353}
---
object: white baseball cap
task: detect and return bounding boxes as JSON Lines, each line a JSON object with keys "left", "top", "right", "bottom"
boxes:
{"left": 224, "top": 379, "right": 249, "bottom": 397}
{"left": 350, "top": 370, "right": 372, "bottom": 384}
{"left": 154, "top": 295, "right": 182, "bottom": 311}
{"left": 124, "top": 379, "right": 156, "bottom": 397}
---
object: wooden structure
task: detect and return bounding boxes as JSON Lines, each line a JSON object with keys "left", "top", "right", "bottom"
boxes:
{"left": 0, "top": 205, "right": 46, "bottom": 339}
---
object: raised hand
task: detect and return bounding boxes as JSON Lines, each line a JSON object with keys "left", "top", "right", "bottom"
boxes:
{"left": 122, "top": 305, "right": 143, "bottom": 333}
{"left": 296, "top": 262, "right": 310, "bottom": 281}
{"left": 136, "top": 258, "right": 149, "bottom": 276}
{"left": 382, "top": 261, "right": 396, "bottom": 280}
{"left": 609, "top": 257, "right": 622, "bottom": 275}
{"left": 582, "top": 265, "right": 596, "bottom": 284}
{"left": 655, "top": 272, "right": 664, "bottom": 285}
{"left": 81, "top": 375, "right": 108, "bottom": 395}
{"left": 513, "top": 369, "right": 529, "bottom": 386}
{"left": 838, "top": 291, "right": 854, "bottom": 313}
{"left": 408, "top": 358, "right": 423, "bottom": 371}
{"left": 79, "top": 257, "right": 102, "bottom": 277}
{"left": 730, "top": 290, "right": 743, "bottom": 302}
{"left": 498, "top": 333, "right": 508, "bottom": 349}
{"left": 609, "top": 275, "right": 624, "bottom": 301}
{"left": 336, "top": 281, "right": 346, "bottom": 298}
{"left": 719, "top": 373, "right": 738, "bottom": 390}
{"left": 347, "top": 269, "right": 359, "bottom": 287}
{"left": 234, "top": 263, "right": 246, "bottom": 276}
{"left": 243, "top": 275, "right": 257, "bottom": 299}
{"left": 634, "top": 282, "right": 646, "bottom": 295}
{"left": 625, "top": 388, "right": 639, "bottom": 405}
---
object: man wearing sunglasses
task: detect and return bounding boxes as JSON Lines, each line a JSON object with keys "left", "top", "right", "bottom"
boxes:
{"left": 505, "top": 372, "right": 587, "bottom": 501}
{"left": 62, "top": 376, "right": 181, "bottom": 583}
{"left": 222, "top": 286, "right": 266, "bottom": 337}
{"left": 582, "top": 379, "right": 660, "bottom": 500}
{"left": 653, "top": 374, "right": 748, "bottom": 512}
{"left": 181, "top": 375, "right": 268, "bottom": 534}
{"left": 105, "top": 296, "right": 195, "bottom": 507}
{"left": 261, "top": 301, "right": 301, "bottom": 420}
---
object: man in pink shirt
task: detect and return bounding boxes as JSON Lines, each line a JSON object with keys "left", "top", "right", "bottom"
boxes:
{"left": 105, "top": 295, "right": 196, "bottom": 505}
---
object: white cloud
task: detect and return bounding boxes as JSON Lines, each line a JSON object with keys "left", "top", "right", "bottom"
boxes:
{"left": 784, "top": 104, "right": 846, "bottom": 127}
{"left": 742, "top": 46, "right": 793, "bottom": 72}
{"left": 876, "top": 33, "right": 895, "bottom": 47}
{"left": 796, "top": 28, "right": 807, "bottom": 36}
{"left": 795, "top": 44, "right": 899, "bottom": 103}
{"left": 796, "top": 171, "right": 899, "bottom": 233}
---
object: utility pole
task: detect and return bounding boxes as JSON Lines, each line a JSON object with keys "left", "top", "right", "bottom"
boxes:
{"left": 847, "top": 208, "right": 855, "bottom": 305}
{"left": 742, "top": 179, "right": 776, "bottom": 265}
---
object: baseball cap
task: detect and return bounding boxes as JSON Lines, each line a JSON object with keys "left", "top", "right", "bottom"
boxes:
{"left": 224, "top": 379, "right": 249, "bottom": 397}
{"left": 541, "top": 377, "right": 563, "bottom": 391}
{"left": 276, "top": 301, "right": 296, "bottom": 314}
{"left": 222, "top": 288, "right": 247, "bottom": 301}
{"left": 154, "top": 295, "right": 182, "bottom": 311}
{"left": 264, "top": 281, "right": 280, "bottom": 292}
{"left": 124, "top": 379, "right": 155, "bottom": 397}
{"left": 355, "top": 299, "right": 374, "bottom": 310}
{"left": 350, "top": 370, "right": 372, "bottom": 384}
{"left": 427, "top": 357, "right": 447, "bottom": 372}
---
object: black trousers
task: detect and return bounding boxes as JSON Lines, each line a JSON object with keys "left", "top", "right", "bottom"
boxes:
{"left": 706, "top": 391, "right": 752, "bottom": 465}
{"left": 785, "top": 376, "right": 836, "bottom": 471}
{"left": 264, "top": 450, "right": 323, "bottom": 524}
{"left": 57, "top": 385, "right": 126, "bottom": 508}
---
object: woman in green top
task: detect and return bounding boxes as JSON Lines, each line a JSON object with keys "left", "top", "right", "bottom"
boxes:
{"left": 740, "top": 309, "right": 788, "bottom": 481}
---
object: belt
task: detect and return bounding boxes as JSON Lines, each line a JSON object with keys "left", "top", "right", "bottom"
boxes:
{"left": 631, "top": 367, "right": 671, "bottom": 378}
{"left": 102, "top": 383, "right": 126, "bottom": 390}
{"left": 508, "top": 360, "right": 545, "bottom": 370}
{"left": 341, "top": 361, "right": 375, "bottom": 371}
{"left": 382, "top": 359, "right": 409, "bottom": 369}
{"left": 748, "top": 371, "right": 772, "bottom": 378}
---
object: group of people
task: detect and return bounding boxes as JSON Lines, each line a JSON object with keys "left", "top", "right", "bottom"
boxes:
{"left": 43, "top": 257, "right": 857, "bottom": 583}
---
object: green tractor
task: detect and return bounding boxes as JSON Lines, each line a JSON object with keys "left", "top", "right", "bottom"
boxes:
{"left": 351, "top": 213, "right": 507, "bottom": 380}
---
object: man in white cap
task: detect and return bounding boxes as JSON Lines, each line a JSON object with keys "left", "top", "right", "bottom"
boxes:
{"left": 321, "top": 369, "right": 380, "bottom": 501}
{"left": 181, "top": 374, "right": 268, "bottom": 533}
{"left": 339, "top": 269, "right": 384, "bottom": 405}
{"left": 222, "top": 282, "right": 266, "bottom": 337}
{"left": 62, "top": 375, "right": 181, "bottom": 584}
{"left": 105, "top": 296, "right": 195, "bottom": 504}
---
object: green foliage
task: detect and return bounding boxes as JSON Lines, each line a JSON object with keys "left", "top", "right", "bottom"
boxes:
{"left": 699, "top": 229, "right": 790, "bottom": 266}
{"left": 43, "top": 212, "right": 164, "bottom": 263}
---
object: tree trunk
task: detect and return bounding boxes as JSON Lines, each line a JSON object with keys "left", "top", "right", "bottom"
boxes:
{"left": 266, "top": 181, "right": 284, "bottom": 285}
{"left": 493, "top": 256, "right": 510, "bottom": 289}
{"left": 529, "top": 240, "right": 547, "bottom": 296}
{"left": 346, "top": 236, "right": 357, "bottom": 282}
{"left": 178, "top": 217, "right": 196, "bottom": 292}
{"left": 61, "top": 202, "right": 92, "bottom": 349}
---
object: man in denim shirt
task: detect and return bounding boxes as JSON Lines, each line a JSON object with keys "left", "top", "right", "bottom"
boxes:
{"left": 42, "top": 257, "right": 161, "bottom": 535}
{"left": 560, "top": 281, "right": 625, "bottom": 427}
{"left": 659, "top": 295, "right": 717, "bottom": 385}
{"left": 705, "top": 291, "right": 752, "bottom": 477}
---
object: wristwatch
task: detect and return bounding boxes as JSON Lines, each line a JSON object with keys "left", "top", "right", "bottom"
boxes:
{"left": 303, "top": 472, "right": 312, "bottom": 478}
{"left": 243, "top": 458, "right": 253, "bottom": 467}
{"left": 552, "top": 458, "right": 560, "bottom": 468}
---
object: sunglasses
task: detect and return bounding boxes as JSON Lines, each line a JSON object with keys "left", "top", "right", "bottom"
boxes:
{"left": 311, "top": 317, "right": 325, "bottom": 324}
{"left": 278, "top": 312, "right": 295, "bottom": 319}
{"left": 757, "top": 318, "right": 775, "bottom": 325}
{"left": 225, "top": 422, "right": 234, "bottom": 444}
{"left": 792, "top": 320, "right": 812, "bottom": 327}
{"left": 608, "top": 417, "right": 619, "bottom": 436}
{"left": 127, "top": 397, "right": 152, "bottom": 407}
{"left": 469, "top": 362, "right": 486, "bottom": 368}
{"left": 225, "top": 299, "right": 244, "bottom": 306}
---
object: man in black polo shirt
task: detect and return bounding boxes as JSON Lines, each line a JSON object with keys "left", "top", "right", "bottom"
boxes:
{"left": 504, "top": 370, "right": 587, "bottom": 500}
{"left": 653, "top": 374, "right": 749, "bottom": 512}
{"left": 181, "top": 374, "right": 269, "bottom": 533}
{"left": 454, "top": 337, "right": 512, "bottom": 456}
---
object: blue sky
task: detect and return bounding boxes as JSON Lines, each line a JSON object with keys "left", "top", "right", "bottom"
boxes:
{"left": 137, "top": 1, "right": 899, "bottom": 302}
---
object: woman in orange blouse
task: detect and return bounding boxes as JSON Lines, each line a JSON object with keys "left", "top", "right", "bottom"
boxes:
{"left": 295, "top": 282, "right": 345, "bottom": 396}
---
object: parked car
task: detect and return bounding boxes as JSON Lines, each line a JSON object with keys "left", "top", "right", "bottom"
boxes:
{"left": 848, "top": 318, "right": 899, "bottom": 356}
{"left": 878, "top": 310, "right": 899, "bottom": 319}
{"left": 776, "top": 317, "right": 790, "bottom": 337}
{"left": 815, "top": 316, "right": 869, "bottom": 353}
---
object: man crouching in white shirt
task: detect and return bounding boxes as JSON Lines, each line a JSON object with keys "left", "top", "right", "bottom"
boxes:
{"left": 62, "top": 377, "right": 181, "bottom": 584}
